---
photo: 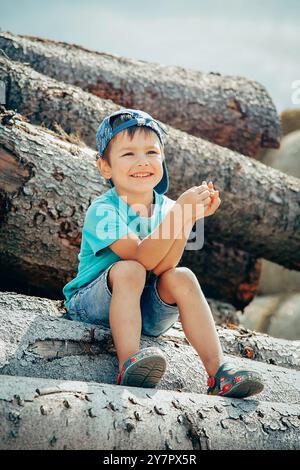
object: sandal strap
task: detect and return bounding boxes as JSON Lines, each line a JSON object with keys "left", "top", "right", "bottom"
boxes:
{"left": 207, "top": 362, "right": 260, "bottom": 395}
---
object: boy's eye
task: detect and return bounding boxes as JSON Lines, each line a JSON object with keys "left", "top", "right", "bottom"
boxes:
{"left": 121, "top": 151, "right": 158, "bottom": 157}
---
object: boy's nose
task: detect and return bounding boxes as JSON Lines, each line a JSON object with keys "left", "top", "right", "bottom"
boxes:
{"left": 136, "top": 159, "right": 151, "bottom": 167}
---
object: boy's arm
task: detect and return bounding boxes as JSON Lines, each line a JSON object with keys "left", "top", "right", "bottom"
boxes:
{"left": 150, "top": 189, "right": 220, "bottom": 275}
{"left": 109, "top": 200, "right": 192, "bottom": 270}
{"left": 151, "top": 218, "right": 195, "bottom": 276}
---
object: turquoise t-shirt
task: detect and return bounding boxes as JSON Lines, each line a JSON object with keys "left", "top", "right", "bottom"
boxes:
{"left": 63, "top": 186, "right": 176, "bottom": 310}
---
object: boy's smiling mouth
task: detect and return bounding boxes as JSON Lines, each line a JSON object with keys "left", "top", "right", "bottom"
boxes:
{"left": 130, "top": 172, "right": 154, "bottom": 178}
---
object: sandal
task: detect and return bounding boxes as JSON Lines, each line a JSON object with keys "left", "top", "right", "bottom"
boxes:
{"left": 117, "top": 347, "right": 167, "bottom": 388}
{"left": 207, "top": 362, "right": 264, "bottom": 399}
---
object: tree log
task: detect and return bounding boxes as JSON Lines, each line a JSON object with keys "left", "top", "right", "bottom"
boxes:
{"left": 0, "top": 31, "right": 281, "bottom": 157}
{"left": 0, "top": 292, "right": 299, "bottom": 405}
{"left": 0, "top": 107, "right": 260, "bottom": 308}
{"left": 1, "top": 100, "right": 299, "bottom": 272}
{"left": 0, "top": 374, "right": 299, "bottom": 450}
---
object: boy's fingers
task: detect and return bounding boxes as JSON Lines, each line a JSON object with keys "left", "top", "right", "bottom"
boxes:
{"left": 199, "top": 189, "right": 210, "bottom": 198}
{"left": 210, "top": 195, "right": 221, "bottom": 208}
{"left": 198, "top": 186, "right": 209, "bottom": 194}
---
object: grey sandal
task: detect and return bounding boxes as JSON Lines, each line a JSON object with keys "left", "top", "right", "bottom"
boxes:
{"left": 117, "top": 347, "right": 167, "bottom": 388}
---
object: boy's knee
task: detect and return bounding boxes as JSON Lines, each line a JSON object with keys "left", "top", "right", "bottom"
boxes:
{"left": 161, "top": 267, "right": 199, "bottom": 292}
{"left": 162, "top": 266, "right": 196, "bottom": 282}
{"left": 110, "top": 260, "right": 147, "bottom": 285}
{"left": 176, "top": 267, "right": 198, "bottom": 282}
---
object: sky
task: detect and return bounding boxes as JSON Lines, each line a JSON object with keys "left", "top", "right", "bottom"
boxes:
{"left": 1, "top": 0, "right": 299, "bottom": 113}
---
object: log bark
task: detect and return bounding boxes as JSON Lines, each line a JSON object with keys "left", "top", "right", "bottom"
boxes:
{"left": 1, "top": 99, "right": 299, "bottom": 272}
{"left": 0, "top": 292, "right": 299, "bottom": 405}
{"left": 0, "top": 107, "right": 260, "bottom": 308}
{"left": 1, "top": 374, "right": 299, "bottom": 450}
{"left": 0, "top": 31, "right": 281, "bottom": 157}
{"left": 180, "top": 244, "right": 262, "bottom": 309}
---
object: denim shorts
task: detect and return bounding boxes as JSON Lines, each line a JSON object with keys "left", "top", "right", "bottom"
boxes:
{"left": 64, "top": 261, "right": 180, "bottom": 337}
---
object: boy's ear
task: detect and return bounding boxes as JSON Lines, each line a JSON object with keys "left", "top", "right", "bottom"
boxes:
{"left": 97, "top": 158, "right": 111, "bottom": 179}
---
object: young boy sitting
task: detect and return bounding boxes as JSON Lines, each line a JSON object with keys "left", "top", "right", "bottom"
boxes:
{"left": 63, "top": 108, "right": 264, "bottom": 398}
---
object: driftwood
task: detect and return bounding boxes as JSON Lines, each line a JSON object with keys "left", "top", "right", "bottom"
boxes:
{"left": 1, "top": 102, "right": 300, "bottom": 273}
{"left": 0, "top": 107, "right": 260, "bottom": 308}
{"left": 0, "top": 292, "right": 299, "bottom": 405}
{"left": 1, "top": 374, "right": 300, "bottom": 450}
{"left": 0, "top": 31, "right": 281, "bottom": 157}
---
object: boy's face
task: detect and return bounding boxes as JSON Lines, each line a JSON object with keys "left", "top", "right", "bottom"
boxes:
{"left": 97, "top": 129, "right": 164, "bottom": 196}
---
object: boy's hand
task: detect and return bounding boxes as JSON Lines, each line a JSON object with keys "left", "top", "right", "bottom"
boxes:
{"left": 189, "top": 181, "right": 221, "bottom": 220}
{"left": 204, "top": 181, "right": 221, "bottom": 217}
{"left": 177, "top": 181, "right": 221, "bottom": 221}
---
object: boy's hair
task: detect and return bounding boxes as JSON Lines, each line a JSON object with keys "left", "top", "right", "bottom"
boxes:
{"left": 100, "top": 113, "right": 165, "bottom": 167}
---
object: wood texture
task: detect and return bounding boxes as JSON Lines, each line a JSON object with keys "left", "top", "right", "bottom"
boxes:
{"left": 1, "top": 374, "right": 299, "bottom": 449}
{"left": 0, "top": 292, "right": 299, "bottom": 403}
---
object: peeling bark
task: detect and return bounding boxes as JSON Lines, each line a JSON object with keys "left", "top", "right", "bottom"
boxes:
{"left": 0, "top": 292, "right": 299, "bottom": 405}
{"left": 0, "top": 108, "right": 261, "bottom": 308}
{"left": 0, "top": 31, "right": 281, "bottom": 157}
{"left": 0, "top": 374, "right": 299, "bottom": 450}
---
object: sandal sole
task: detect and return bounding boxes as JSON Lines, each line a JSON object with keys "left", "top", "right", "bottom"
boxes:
{"left": 120, "top": 355, "right": 167, "bottom": 388}
{"left": 222, "top": 377, "right": 264, "bottom": 398}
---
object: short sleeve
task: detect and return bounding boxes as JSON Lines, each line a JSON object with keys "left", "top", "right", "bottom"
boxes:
{"left": 163, "top": 196, "right": 176, "bottom": 213}
{"left": 83, "top": 202, "right": 134, "bottom": 256}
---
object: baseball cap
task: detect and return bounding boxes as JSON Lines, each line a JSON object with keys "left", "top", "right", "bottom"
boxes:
{"left": 96, "top": 108, "right": 169, "bottom": 195}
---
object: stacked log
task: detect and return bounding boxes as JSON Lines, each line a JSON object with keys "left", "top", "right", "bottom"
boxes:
{"left": 0, "top": 33, "right": 299, "bottom": 451}
{"left": 0, "top": 58, "right": 299, "bottom": 306}
{"left": 1, "top": 374, "right": 299, "bottom": 450}
{"left": 0, "top": 57, "right": 296, "bottom": 272}
{"left": 0, "top": 292, "right": 299, "bottom": 450}
{"left": 0, "top": 101, "right": 260, "bottom": 309}
{"left": 0, "top": 31, "right": 281, "bottom": 157}
{"left": 1, "top": 292, "right": 299, "bottom": 384}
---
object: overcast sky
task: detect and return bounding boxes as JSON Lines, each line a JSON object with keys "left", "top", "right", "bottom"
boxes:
{"left": 1, "top": 0, "right": 299, "bottom": 112}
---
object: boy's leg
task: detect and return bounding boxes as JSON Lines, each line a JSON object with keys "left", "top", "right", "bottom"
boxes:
{"left": 107, "top": 260, "right": 147, "bottom": 372}
{"left": 156, "top": 267, "right": 224, "bottom": 377}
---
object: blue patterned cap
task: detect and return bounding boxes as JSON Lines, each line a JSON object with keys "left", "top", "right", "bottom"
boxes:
{"left": 96, "top": 108, "right": 169, "bottom": 195}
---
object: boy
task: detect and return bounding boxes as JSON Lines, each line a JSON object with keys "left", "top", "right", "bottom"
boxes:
{"left": 63, "top": 108, "right": 264, "bottom": 398}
